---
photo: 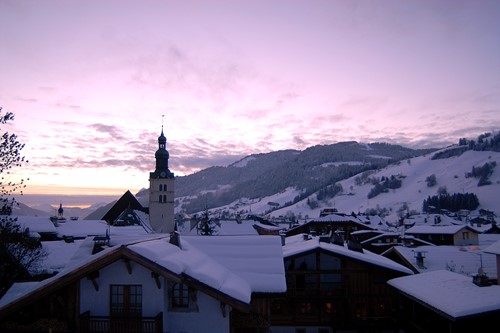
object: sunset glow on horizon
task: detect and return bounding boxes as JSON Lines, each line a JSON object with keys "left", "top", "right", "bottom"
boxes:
{"left": 1, "top": 0, "right": 499, "bottom": 198}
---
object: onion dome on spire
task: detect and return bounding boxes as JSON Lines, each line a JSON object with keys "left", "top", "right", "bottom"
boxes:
{"left": 151, "top": 125, "right": 174, "bottom": 179}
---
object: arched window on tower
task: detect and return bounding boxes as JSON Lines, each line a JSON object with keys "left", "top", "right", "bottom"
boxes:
{"left": 159, "top": 195, "right": 163, "bottom": 203}
{"left": 159, "top": 184, "right": 163, "bottom": 191}
{"left": 163, "top": 195, "right": 167, "bottom": 203}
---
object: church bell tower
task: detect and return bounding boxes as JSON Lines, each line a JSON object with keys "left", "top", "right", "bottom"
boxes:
{"left": 149, "top": 126, "right": 175, "bottom": 233}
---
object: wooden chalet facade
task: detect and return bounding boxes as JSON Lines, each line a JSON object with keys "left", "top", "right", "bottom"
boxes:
{"left": 404, "top": 225, "right": 479, "bottom": 246}
{"left": 269, "top": 234, "right": 413, "bottom": 332}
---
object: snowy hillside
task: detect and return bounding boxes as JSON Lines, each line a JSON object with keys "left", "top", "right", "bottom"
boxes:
{"left": 200, "top": 146, "right": 500, "bottom": 221}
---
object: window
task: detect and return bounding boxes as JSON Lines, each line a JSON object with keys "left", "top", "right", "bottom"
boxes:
{"left": 172, "top": 283, "right": 189, "bottom": 308}
{"left": 298, "top": 302, "right": 313, "bottom": 314}
{"left": 110, "top": 285, "right": 142, "bottom": 317}
{"left": 462, "top": 232, "right": 469, "bottom": 240}
{"left": 319, "top": 253, "right": 341, "bottom": 270}
{"left": 294, "top": 253, "right": 317, "bottom": 270}
{"left": 324, "top": 302, "right": 333, "bottom": 314}
{"left": 271, "top": 300, "right": 285, "bottom": 314}
{"left": 159, "top": 195, "right": 163, "bottom": 203}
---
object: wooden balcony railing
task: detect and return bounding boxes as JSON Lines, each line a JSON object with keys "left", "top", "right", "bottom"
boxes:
{"left": 79, "top": 311, "right": 162, "bottom": 333}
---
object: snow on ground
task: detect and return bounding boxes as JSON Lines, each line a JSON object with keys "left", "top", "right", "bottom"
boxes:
{"left": 268, "top": 149, "right": 500, "bottom": 219}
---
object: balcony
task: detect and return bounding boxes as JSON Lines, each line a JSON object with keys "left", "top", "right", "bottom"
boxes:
{"left": 79, "top": 311, "right": 162, "bottom": 333}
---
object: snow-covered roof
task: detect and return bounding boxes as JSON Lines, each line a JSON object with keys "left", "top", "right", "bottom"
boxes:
{"left": 14, "top": 216, "right": 57, "bottom": 234}
{"left": 55, "top": 219, "right": 150, "bottom": 237}
{"left": 389, "top": 245, "right": 497, "bottom": 279}
{"left": 314, "top": 213, "right": 362, "bottom": 223}
{"left": 484, "top": 239, "right": 500, "bottom": 256}
{"left": 388, "top": 270, "right": 500, "bottom": 319}
{"left": 128, "top": 237, "right": 252, "bottom": 303}
{"left": 39, "top": 239, "right": 86, "bottom": 273}
{"left": 405, "top": 224, "right": 472, "bottom": 235}
{"left": 283, "top": 234, "right": 413, "bottom": 275}
{"left": 184, "top": 235, "right": 287, "bottom": 293}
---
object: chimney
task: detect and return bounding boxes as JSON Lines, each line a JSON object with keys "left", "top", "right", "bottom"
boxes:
{"left": 414, "top": 250, "right": 426, "bottom": 269}
{"left": 169, "top": 231, "right": 181, "bottom": 248}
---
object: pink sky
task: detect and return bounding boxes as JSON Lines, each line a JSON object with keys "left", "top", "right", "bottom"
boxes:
{"left": 1, "top": 0, "right": 499, "bottom": 196}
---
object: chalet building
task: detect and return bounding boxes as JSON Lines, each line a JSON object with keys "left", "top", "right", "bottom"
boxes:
{"left": 404, "top": 224, "right": 479, "bottom": 246}
{"left": 388, "top": 270, "right": 500, "bottom": 333}
{"left": 285, "top": 213, "right": 375, "bottom": 241}
{"left": 0, "top": 234, "right": 286, "bottom": 333}
{"left": 359, "top": 232, "right": 434, "bottom": 255}
{"left": 269, "top": 233, "right": 413, "bottom": 332}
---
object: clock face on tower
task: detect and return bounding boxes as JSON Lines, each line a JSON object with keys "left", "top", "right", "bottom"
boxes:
{"left": 160, "top": 171, "right": 166, "bottom": 177}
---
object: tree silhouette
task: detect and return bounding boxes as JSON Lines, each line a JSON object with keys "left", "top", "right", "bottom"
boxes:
{"left": 0, "top": 108, "right": 45, "bottom": 296}
{"left": 196, "top": 207, "right": 219, "bottom": 236}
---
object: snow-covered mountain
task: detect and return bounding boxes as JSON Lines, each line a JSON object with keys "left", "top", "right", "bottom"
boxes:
{"left": 269, "top": 147, "right": 500, "bottom": 221}
{"left": 175, "top": 141, "right": 435, "bottom": 214}
{"left": 180, "top": 140, "right": 500, "bottom": 223}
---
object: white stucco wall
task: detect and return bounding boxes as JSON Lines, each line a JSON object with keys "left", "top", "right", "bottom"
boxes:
{"left": 164, "top": 292, "right": 230, "bottom": 333}
{"left": 79, "top": 259, "right": 164, "bottom": 317}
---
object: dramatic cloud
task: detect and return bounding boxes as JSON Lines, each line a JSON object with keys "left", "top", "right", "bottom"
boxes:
{"left": 1, "top": 0, "right": 499, "bottom": 195}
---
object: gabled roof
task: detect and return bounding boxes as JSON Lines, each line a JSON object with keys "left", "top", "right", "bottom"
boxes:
{"left": 388, "top": 270, "right": 500, "bottom": 320}
{"left": 405, "top": 224, "right": 476, "bottom": 235}
{"left": 102, "top": 190, "right": 146, "bottom": 223}
{"left": 14, "top": 216, "right": 57, "bottom": 234}
{"left": 361, "top": 233, "right": 435, "bottom": 246}
{"left": 385, "top": 245, "right": 497, "bottom": 279}
{"left": 283, "top": 234, "right": 413, "bottom": 275}
{"left": 0, "top": 234, "right": 286, "bottom": 318}
{"left": 286, "top": 214, "right": 375, "bottom": 235}
{"left": 484, "top": 239, "right": 500, "bottom": 255}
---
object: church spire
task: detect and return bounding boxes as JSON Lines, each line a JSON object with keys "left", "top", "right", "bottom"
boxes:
{"left": 151, "top": 117, "right": 173, "bottom": 179}
{"left": 149, "top": 117, "right": 176, "bottom": 233}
